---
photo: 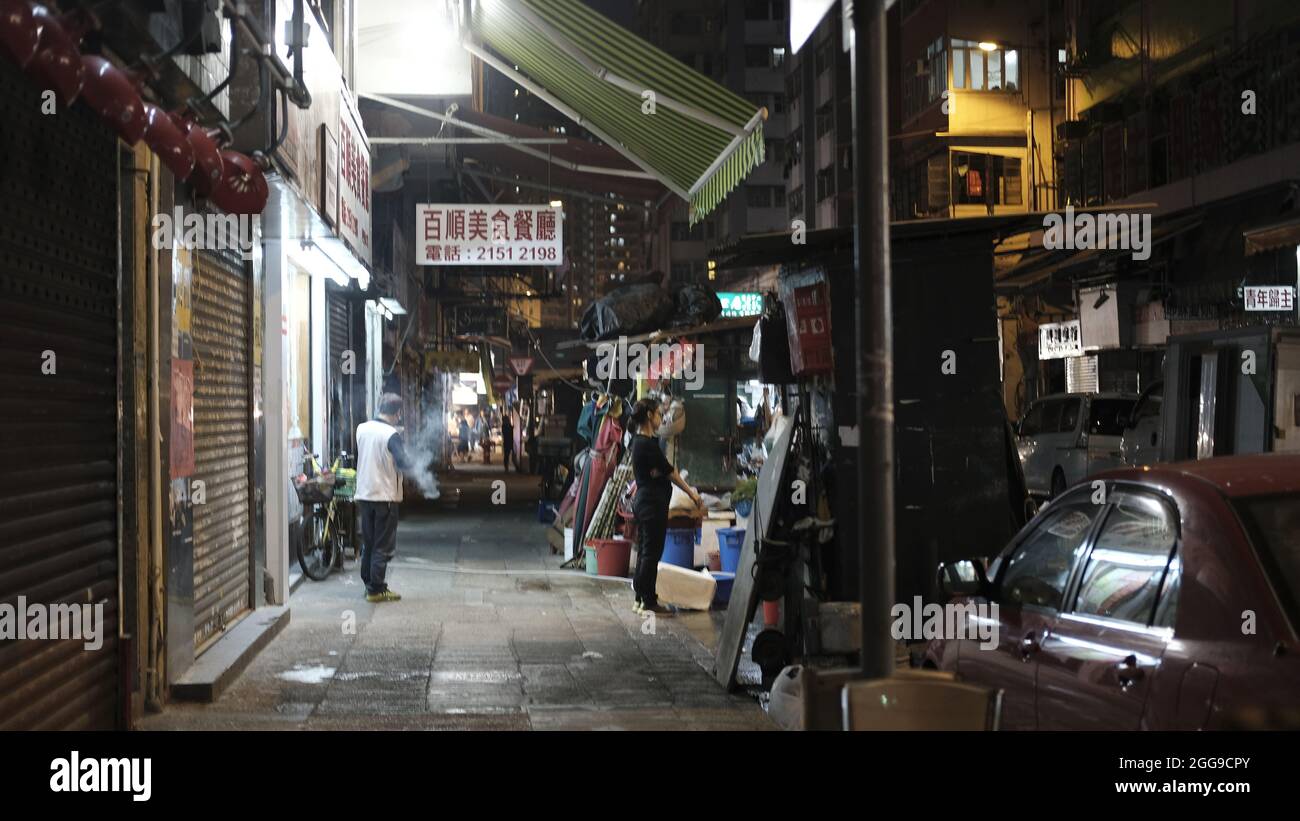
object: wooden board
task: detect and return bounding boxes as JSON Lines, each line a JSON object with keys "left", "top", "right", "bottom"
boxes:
{"left": 713, "top": 414, "right": 797, "bottom": 689}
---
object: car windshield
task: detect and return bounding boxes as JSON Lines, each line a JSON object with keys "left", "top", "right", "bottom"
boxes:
{"left": 1234, "top": 494, "right": 1300, "bottom": 630}
{"left": 1089, "top": 399, "right": 1136, "bottom": 435}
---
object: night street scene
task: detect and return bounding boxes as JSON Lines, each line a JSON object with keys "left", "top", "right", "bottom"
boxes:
{"left": 2, "top": 0, "right": 1299, "bottom": 804}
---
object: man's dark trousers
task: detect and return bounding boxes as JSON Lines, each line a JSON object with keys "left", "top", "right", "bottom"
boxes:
{"left": 358, "top": 500, "right": 398, "bottom": 594}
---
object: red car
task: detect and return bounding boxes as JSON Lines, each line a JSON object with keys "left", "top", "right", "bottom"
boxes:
{"left": 924, "top": 454, "right": 1300, "bottom": 730}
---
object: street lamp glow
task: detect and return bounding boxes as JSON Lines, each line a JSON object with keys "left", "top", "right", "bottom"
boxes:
{"left": 549, "top": 199, "right": 563, "bottom": 207}
{"left": 978, "top": 41, "right": 998, "bottom": 51}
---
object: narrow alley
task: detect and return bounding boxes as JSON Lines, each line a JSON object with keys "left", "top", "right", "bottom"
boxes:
{"left": 140, "top": 469, "right": 772, "bottom": 731}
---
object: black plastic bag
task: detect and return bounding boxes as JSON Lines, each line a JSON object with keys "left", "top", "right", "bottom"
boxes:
{"left": 672, "top": 283, "right": 722, "bottom": 327}
{"left": 578, "top": 283, "right": 676, "bottom": 340}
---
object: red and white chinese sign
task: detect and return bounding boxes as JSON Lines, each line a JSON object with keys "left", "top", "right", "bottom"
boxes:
{"left": 1244, "top": 285, "right": 1296, "bottom": 312}
{"left": 338, "top": 91, "right": 371, "bottom": 265}
{"left": 785, "top": 282, "right": 833, "bottom": 375}
{"left": 417, "top": 204, "right": 562, "bottom": 266}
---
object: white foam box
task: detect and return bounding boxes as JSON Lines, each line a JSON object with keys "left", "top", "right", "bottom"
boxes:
{"left": 563, "top": 527, "right": 575, "bottom": 562}
{"left": 655, "top": 563, "right": 717, "bottom": 611}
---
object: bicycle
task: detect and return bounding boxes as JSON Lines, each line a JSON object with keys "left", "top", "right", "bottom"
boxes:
{"left": 293, "top": 449, "right": 357, "bottom": 581}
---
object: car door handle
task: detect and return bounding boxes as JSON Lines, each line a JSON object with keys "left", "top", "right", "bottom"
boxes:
{"left": 1116, "top": 654, "right": 1144, "bottom": 690}
{"left": 1019, "top": 632, "right": 1039, "bottom": 661}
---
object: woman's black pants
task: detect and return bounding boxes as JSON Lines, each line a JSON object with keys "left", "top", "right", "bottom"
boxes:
{"left": 632, "top": 498, "right": 669, "bottom": 607}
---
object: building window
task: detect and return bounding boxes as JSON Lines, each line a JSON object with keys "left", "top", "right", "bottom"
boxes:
{"left": 815, "top": 166, "right": 834, "bottom": 201}
{"left": 950, "top": 40, "right": 1019, "bottom": 91}
{"left": 903, "top": 36, "right": 948, "bottom": 121}
{"left": 951, "top": 152, "right": 1022, "bottom": 207}
{"left": 745, "top": 185, "right": 785, "bottom": 208}
{"left": 745, "top": 45, "right": 786, "bottom": 69}
{"left": 815, "top": 101, "right": 834, "bottom": 137}
{"left": 815, "top": 38, "right": 834, "bottom": 75}
{"left": 745, "top": 0, "right": 786, "bottom": 19}
{"left": 789, "top": 186, "right": 804, "bottom": 217}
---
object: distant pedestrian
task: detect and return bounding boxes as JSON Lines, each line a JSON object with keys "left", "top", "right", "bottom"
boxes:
{"left": 355, "top": 393, "right": 410, "bottom": 603}
{"left": 501, "top": 413, "right": 517, "bottom": 471}
{"left": 457, "top": 414, "right": 470, "bottom": 461}
{"left": 476, "top": 413, "right": 490, "bottom": 463}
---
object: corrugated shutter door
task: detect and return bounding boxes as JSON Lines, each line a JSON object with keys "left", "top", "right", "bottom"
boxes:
{"left": 0, "top": 60, "right": 119, "bottom": 729}
{"left": 329, "top": 293, "right": 349, "bottom": 365}
{"left": 191, "top": 249, "right": 252, "bottom": 652}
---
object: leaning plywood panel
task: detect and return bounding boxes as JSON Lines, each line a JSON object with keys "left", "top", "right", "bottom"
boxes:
{"left": 714, "top": 415, "right": 796, "bottom": 690}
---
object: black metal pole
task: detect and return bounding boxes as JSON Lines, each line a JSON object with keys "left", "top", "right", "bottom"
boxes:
{"left": 850, "top": 0, "right": 895, "bottom": 680}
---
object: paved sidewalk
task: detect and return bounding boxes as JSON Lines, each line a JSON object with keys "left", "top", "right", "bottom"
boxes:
{"left": 140, "top": 469, "right": 772, "bottom": 731}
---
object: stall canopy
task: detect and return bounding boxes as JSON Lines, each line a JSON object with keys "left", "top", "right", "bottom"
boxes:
{"left": 462, "top": 0, "right": 766, "bottom": 223}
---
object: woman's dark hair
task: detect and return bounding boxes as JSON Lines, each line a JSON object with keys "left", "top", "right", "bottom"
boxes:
{"left": 628, "top": 397, "right": 660, "bottom": 431}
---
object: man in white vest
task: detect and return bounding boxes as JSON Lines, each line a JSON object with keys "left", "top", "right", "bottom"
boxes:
{"left": 355, "top": 393, "right": 411, "bottom": 602}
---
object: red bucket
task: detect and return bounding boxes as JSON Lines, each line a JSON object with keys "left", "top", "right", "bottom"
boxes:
{"left": 585, "top": 538, "right": 631, "bottom": 577}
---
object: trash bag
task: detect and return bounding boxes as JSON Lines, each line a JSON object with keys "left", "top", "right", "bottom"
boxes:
{"left": 578, "top": 284, "right": 676, "bottom": 340}
{"left": 672, "top": 283, "right": 722, "bottom": 327}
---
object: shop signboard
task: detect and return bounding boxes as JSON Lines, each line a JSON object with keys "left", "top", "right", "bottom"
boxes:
{"left": 425, "top": 350, "right": 480, "bottom": 373}
{"left": 338, "top": 90, "right": 372, "bottom": 265}
{"left": 785, "top": 281, "right": 833, "bottom": 375}
{"left": 1039, "top": 319, "right": 1083, "bottom": 360}
{"left": 416, "top": 203, "right": 563, "bottom": 266}
{"left": 717, "top": 291, "right": 762, "bottom": 317}
{"left": 1244, "top": 285, "right": 1296, "bottom": 312}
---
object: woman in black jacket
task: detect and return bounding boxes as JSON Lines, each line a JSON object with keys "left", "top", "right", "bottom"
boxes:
{"left": 627, "top": 397, "right": 701, "bottom": 616}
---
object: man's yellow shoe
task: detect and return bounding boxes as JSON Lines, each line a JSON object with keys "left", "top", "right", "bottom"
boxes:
{"left": 365, "top": 589, "right": 402, "bottom": 603}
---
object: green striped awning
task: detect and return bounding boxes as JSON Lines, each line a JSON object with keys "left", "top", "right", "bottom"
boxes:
{"left": 464, "top": 0, "right": 766, "bottom": 224}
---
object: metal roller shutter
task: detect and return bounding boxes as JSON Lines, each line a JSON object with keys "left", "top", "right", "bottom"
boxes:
{"left": 0, "top": 60, "right": 119, "bottom": 729}
{"left": 191, "top": 248, "right": 252, "bottom": 652}
{"left": 328, "top": 291, "right": 351, "bottom": 456}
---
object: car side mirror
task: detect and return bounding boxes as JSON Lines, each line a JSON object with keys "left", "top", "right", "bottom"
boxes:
{"left": 937, "top": 559, "right": 990, "bottom": 599}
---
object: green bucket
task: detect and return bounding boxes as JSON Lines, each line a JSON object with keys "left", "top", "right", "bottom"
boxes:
{"left": 584, "top": 545, "right": 598, "bottom": 576}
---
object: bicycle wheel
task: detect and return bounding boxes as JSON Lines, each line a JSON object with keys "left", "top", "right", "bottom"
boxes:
{"left": 297, "top": 506, "right": 336, "bottom": 581}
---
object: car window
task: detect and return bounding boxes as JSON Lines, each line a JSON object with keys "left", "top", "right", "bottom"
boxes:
{"left": 1038, "top": 400, "right": 1064, "bottom": 435}
{"left": 1073, "top": 491, "right": 1178, "bottom": 623}
{"left": 1134, "top": 385, "right": 1163, "bottom": 422}
{"left": 1058, "top": 399, "right": 1081, "bottom": 433}
{"left": 998, "top": 493, "right": 1100, "bottom": 609}
{"left": 1233, "top": 494, "right": 1300, "bottom": 631}
{"left": 1020, "top": 402, "right": 1045, "bottom": 436}
{"left": 1089, "top": 399, "right": 1136, "bottom": 435}
{"left": 1153, "top": 553, "right": 1180, "bottom": 628}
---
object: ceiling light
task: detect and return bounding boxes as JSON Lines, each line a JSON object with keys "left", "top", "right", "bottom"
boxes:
{"left": 978, "top": 42, "right": 998, "bottom": 51}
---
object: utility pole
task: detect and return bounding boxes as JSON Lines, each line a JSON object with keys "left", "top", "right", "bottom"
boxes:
{"left": 849, "top": 0, "right": 896, "bottom": 680}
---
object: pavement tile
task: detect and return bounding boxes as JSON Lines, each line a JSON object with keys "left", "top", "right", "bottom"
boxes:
{"left": 146, "top": 489, "right": 771, "bottom": 731}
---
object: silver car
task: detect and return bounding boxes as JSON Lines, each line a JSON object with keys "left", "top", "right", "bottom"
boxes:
{"left": 1120, "top": 380, "right": 1164, "bottom": 467}
{"left": 1015, "top": 392, "right": 1138, "bottom": 499}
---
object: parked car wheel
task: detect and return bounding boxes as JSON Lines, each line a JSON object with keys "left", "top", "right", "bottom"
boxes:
{"left": 1050, "top": 468, "right": 1066, "bottom": 499}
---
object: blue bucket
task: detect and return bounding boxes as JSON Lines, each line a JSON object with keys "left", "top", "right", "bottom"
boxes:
{"left": 734, "top": 499, "right": 753, "bottom": 518}
{"left": 716, "top": 528, "right": 746, "bottom": 574}
{"left": 663, "top": 528, "right": 696, "bottom": 568}
{"left": 711, "top": 572, "right": 735, "bottom": 606}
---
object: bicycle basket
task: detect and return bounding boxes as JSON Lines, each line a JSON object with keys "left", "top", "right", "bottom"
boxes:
{"left": 294, "top": 474, "right": 336, "bottom": 505}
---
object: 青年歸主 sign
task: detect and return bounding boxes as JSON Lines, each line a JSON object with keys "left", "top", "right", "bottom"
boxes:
{"left": 417, "top": 204, "right": 562, "bottom": 266}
